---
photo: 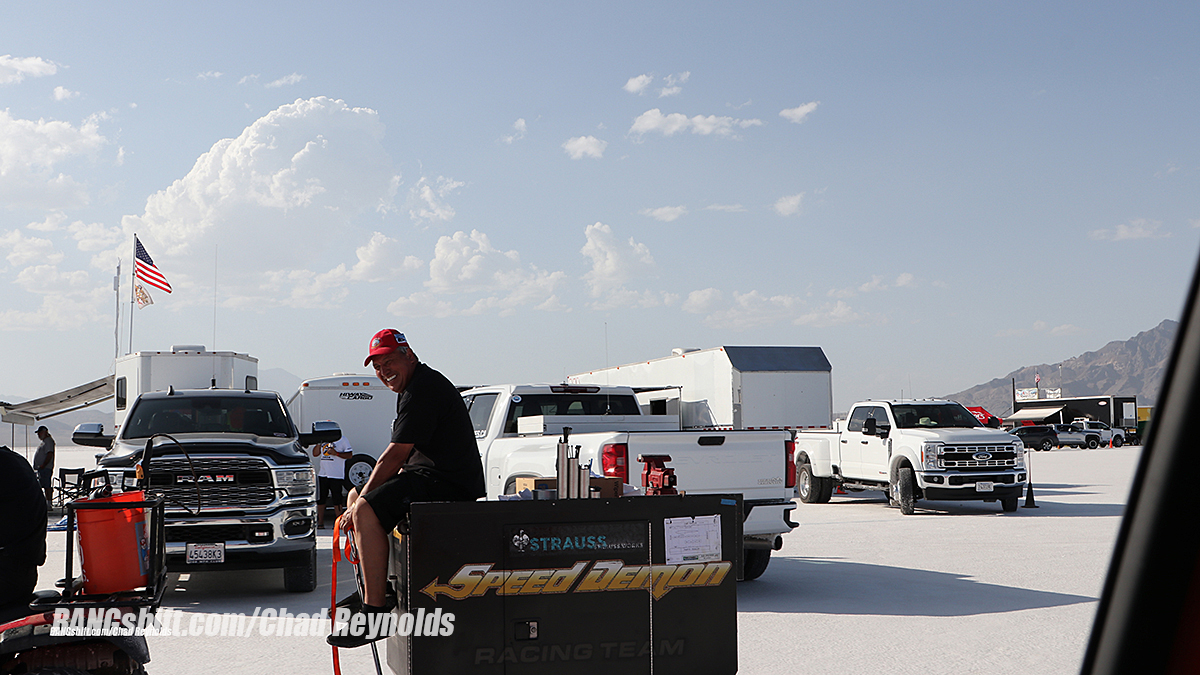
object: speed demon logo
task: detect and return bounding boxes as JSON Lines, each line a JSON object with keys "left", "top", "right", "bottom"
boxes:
{"left": 420, "top": 559, "right": 732, "bottom": 601}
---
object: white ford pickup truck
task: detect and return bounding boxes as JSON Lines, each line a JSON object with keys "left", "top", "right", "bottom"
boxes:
{"left": 792, "top": 399, "right": 1028, "bottom": 514}
{"left": 460, "top": 383, "right": 799, "bottom": 579}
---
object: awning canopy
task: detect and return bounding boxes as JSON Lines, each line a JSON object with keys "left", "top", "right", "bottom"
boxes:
{"left": 1006, "top": 406, "right": 1065, "bottom": 423}
{"left": 0, "top": 375, "right": 114, "bottom": 425}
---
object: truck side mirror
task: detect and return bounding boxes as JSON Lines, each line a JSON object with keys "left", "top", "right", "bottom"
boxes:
{"left": 299, "top": 420, "right": 341, "bottom": 447}
{"left": 986, "top": 416, "right": 1001, "bottom": 428}
{"left": 72, "top": 422, "right": 115, "bottom": 449}
{"left": 863, "top": 418, "right": 877, "bottom": 436}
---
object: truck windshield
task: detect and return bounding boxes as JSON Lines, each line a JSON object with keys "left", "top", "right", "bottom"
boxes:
{"left": 123, "top": 396, "right": 294, "bottom": 439}
{"left": 891, "top": 404, "right": 981, "bottom": 429}
{"left": 504, "top": 394, "right": 642, "bottom": 434}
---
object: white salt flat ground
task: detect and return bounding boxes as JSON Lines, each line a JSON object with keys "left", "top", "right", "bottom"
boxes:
{"left": 26, "top": 443, "right": 1141, "bottom": 674}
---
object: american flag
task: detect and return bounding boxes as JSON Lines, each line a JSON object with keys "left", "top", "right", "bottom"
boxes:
{"left": 134, "top": 236, "right": 172, "bottom": 293}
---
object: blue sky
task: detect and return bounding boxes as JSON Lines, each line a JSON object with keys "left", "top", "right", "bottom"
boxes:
{"left": 2, "top": 1, "right": 1197, "bottom": 411}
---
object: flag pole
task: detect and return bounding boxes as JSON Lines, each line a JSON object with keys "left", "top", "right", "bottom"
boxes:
{"left": 128, "top": 234, "right": 137, "bottom": 354}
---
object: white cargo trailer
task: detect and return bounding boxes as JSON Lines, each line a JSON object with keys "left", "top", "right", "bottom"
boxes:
{"left": 569, "top": 346, "right": 833, "bottom": 430}
{"left": 285, "top": 374, "right": 394, "bottom": 488}
{"left": 113, "top": 345, "right": 258, "bottom": 431}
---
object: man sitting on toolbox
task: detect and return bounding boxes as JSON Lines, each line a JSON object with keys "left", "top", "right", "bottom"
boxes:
{"left": 329, "top": 329, "right": 486, "bottom": 648}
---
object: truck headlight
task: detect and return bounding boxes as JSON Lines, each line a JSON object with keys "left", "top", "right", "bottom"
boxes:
{"left": 921, "top": 442, "right": 943, "bottom": 471}
{"left": 275, "top": 468, "right": 316, "bottom": 496}
{"left": 1012, "top": 440, "right": 1026, "bottom": 468}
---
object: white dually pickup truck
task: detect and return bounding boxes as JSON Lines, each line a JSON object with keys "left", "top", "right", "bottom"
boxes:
{"left": 460, "top": 383, "right": 799, "bottom": 580}
{"left": 792, "top": 399, "right": 1028, "bottom": 514}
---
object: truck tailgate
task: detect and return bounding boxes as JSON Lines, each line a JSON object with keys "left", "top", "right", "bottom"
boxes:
{"left": 627, "top": 430, "right": 791, "bottom": 501}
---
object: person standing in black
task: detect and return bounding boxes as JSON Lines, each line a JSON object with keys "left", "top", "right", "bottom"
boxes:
{"left": 33, "top": 426, "right": 55, "bottom": 505}
{"left": 0, "top": 445, "right": 48, "bottom": 620}
{"left": 329, "top": 329, "right": 485, "bottom": 648}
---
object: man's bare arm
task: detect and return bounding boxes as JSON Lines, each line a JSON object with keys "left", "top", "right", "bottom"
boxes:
{"left": 359, "top": 441, "right": 414, "bottom": 496}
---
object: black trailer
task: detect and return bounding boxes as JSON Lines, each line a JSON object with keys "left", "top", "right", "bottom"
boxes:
{"left": 384, "top": 494, "right": 742, "bottom": 675}
{"left": 1011, "top": 395, "right": 1138, "bottom": 436}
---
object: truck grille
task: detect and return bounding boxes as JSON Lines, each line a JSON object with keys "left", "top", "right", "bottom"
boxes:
{"left": 149, "top": 456, "right": 277, "bottom": 509}
{"left": 164, "top": 521, "right": 274, "bottom": 540}
{"left": 942, "top": 446, "right": 1018, "bottom": 469}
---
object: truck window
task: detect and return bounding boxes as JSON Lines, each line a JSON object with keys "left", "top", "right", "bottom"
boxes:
{"left": 892, "top": 403, "right": 980, "bottom": 429}
{"left": 116, "top": 377, "right": 127, "bottom": 411}
{"left": 502, "top": 394, "right": 641, "bottom": 433}
{"left": 466, "top": 393, "right": 499, "bottom": 435}
{"left": 123, "top": 396, "right": 292, "bottom": 439}
{"left": 847, "top": 407, "right": 871, "bottom": 432}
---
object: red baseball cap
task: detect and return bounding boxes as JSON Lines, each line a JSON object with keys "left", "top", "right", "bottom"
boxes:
{"left": 364, "top": 329, "right": 409, "bottom": 366}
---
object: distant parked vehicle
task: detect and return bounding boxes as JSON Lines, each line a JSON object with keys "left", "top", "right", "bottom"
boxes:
{"left": 1052, "top": 423, "right": 1102, "bottom": 449}
{"left": 1012, "top": 425, "right": 1059, "bottom": 451}
{"left": 1072, "top": 418, "right": 1125, "bottom": 447}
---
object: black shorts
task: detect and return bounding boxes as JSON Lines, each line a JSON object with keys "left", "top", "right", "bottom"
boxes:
{"left": 317, "top": 476, "right": 347, "bottom": 505}
{"left": 361, "top": 472, "right": 474, "bottom": 534}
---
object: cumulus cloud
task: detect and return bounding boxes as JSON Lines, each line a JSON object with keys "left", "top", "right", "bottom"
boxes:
{"left": 1089, "top": 218, "right": 1169, "bottom": 241}
{"left": 68, "top": 220, "right": 124, "bottom": 252}
{"left": 265, "top": 73, "right": 304, "bottom": 88}
{"left": 197, "top": 71, "right": 222, "bottom": 80}
{"left": 562, "top": 136, "right": 607, "bottom": 159}
{"left": 53, "top": 86, "right": 79, "bottom": 101}
{"left": 774, "top": 193, "right": 803, "bottom": 216}
{"left": 0, "top": 109, "right": 106, "bottom": 209}
{"left": 0, "top": 55, "right": 56, "bottom": 85}
{"left": 640, "top": 206, "right": 687, "bottom": 222}
{"left": 683, "top": 287, "right": 861, "bottom": 329}
{"left": 659, "top": 72, "right": 690, "bottom": 97}
{"left": 795, "top": 300, "right": 861, "bottom": 327}
{"left": 0, "top": 230, "right": 63, "bottom": 267}
{"left": 408, "top": 176, "right": 464, "bottom": 226}
{"left": 116, "top": 97, "right": 403, "bottom": 307}
{"left": 387, "top": 230, "right": 565, "bottom": 317}
{"left": 780, "top": 102, "right": 819, "bottom": 124}
{"left": 630, "top": 109, "right": 762, "bottom": 138}
{"left": 26, "top": 213, "right": 67, "bottom": 232}
{"left": 580, "top": 222, "right": 668, "bottom": 309}
{"left": 829, "top": 272, "right": 916, "bottom": 298}
{"left": 501, "top": 118, "right": 527, "bottom": 144}
{"left": 623, "top": 74, "right": 652, "bottom": 94}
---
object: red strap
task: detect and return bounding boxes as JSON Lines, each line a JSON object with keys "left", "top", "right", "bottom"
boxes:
{"left": 330, "top": 516, "right": 343, "bottom": 674}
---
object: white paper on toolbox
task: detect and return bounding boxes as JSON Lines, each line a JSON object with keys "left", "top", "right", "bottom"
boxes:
{"left": 663, "top": 514, "right": 722, "bottom": 565}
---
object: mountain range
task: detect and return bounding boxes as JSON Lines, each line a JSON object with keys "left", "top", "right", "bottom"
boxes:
{"left": 943, "top": 319, "right": 1178, "bottom": 418}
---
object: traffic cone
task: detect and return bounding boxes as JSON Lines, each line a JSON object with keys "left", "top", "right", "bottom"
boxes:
{"left": 1023, "top": 480, "right": 1038, "bottom": 508}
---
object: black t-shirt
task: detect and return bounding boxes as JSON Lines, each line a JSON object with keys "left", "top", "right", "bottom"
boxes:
{"left": 391, "top": 363, "right": 486, "bottom": 499}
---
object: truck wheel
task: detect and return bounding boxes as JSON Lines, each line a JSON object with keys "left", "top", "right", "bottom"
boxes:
{"left": 1002, "top": 495, "right": 1019, "bottom": 512}
{"left": 895, "top": 467, "right": 915, "bottom": 515}
{"left": 283, "top": 547, "right": 317, "bottom": 592}
{"left": 742, "top": 548, "right": 771, "bottom": 581}
{"left": 345, "top": 455, "right": 376, "bottom": 489}
{"left": 816, "top": 476, "right": 834, "bottom": 503}
{"left": 1087, "top": 438, "right": 1100, "bottom": 449}
{"left": 1039, "top": 439, "right": 1053, "bottom": 452}
{"left": 1112, "top": 436, "right": 1123, "bottom": 448}
{"left": 797, "top": 464, "right": 821, "bottom": 503}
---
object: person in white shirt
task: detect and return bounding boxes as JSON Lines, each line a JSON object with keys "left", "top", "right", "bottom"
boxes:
{"left": 312, "top": 437, "right": 353, "bottom": 529}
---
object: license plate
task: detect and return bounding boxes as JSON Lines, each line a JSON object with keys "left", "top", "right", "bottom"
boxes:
{"left": 186, "top": 542, "right": 225, "bottom": 564}
{"left": 976, "top": 481, "right": 994, "bottom": 492}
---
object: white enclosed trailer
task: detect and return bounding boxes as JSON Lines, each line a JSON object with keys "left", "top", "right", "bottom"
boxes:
{"left": 285, "top": 374, "right": 394, "bottom": 488}
{"left": 113, "top": 345, "right": 258, "bottom": 431}
{"left": 569, "top": 346, "right": 834, "bottom": 431}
